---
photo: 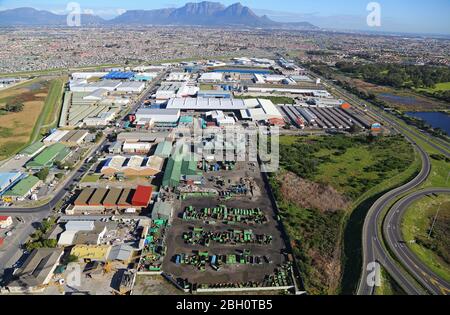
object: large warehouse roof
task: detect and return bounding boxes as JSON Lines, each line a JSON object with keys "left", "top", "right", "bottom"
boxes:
{"left": 131, "top": 186, "right": 153, "bottom": 207}
{"left": 166, "top": 98, "right": 246, "bottom": 111}
{"left": 103, "top": 188, "right": 123, "bottom": 207}
{"left": 199, "top": 72, "right": 223, "bottom": 82}
{"left": 4, "top": 176, "right": 40, "bottom": 197}
{"left": 21, "top": 142, "right": 45, "bottom": 156}
{"left": 9, "top": 248, "right": 64, "bottom": 288}
{"left": 0, "top": 172, "right": 22, "bottom": 192}
{"left": 103, "top": 71, "right": 135, "bottom": 80}
{"left": 135, "top": 108, "right": 181, "bottom": 123}
{"left": 154, "top": 141, "right": 173, "bottom": 158}
{"left": 26, "top": 143, "right": 69, "bottom": 169}
{"left": 117, "top": 189, "right": 133, "bottom": 207}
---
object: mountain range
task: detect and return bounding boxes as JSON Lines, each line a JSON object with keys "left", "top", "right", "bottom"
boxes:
{"left": 0, "top": 2, "right": 317, "bottom": 30}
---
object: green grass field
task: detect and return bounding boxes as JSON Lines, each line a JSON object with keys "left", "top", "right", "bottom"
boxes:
{"left": 384, "top": 114, "right": 450, "bottom": 189}
{"left": 0, "top": 77, "right": 65, "bottom": 161}
{"left": 34, "top": 77, "right": 66, "bottom": 139}
{"left": 272, "top": 134, "right": 418, "bottom": 294}
{"left": 417, "top": 82, "right": 450, "bottom": 93}
{"left": 80, "top": 174, "right": 101, "bottom": 183}
{"left": 401, "top": 194, "right": 450, "bottom": 283}
{"left": 235, "top": 95, "right": 295, "bottom": 105}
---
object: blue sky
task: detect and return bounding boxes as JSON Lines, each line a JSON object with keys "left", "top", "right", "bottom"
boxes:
{"left": 0, "top": 0, "right": 449, "bottom": 34}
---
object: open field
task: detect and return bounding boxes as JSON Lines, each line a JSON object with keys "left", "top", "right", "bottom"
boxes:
{"left": 324, "top": 68, "right": 450, "bottom": 111}
{"left": 393, "top": 119, "right": 450, "bottom": 189}
{"left": 271, "top": 134, "right": 418, "bottom": 294}
{"left": 352, "top": 79, "right": 449, "bottom": 112}
{"left": 0, "top": 77, "right": 65, "bottom": 161}
{"left": 417, "top": 82, "right": 450, "bottom": 93}
{"left": 401, "top": 194, "right": 450, "bottom": 283}
{"left": 36, "top": 77, "right": 66, "bottom": 138}
{"left": 133, "top": 275, "right": 184, "bottom": 295}
{"left": 0, "top": 81, "right": 47, "bottom": 160}
{"left": 235, "top": 95, "right": 295, "bottom": 105}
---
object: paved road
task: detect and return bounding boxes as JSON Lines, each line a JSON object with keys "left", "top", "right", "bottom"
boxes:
{"left": 384, "top": 188, "right": 450, "bottom": 295}
{"left": 327, "top": 82, "right": 450, "bottom": 295}
{"left": 0, "top": 72, "right": 165, "bottom": 282}
{"left": 0, "top": 69, "right": 165, "bottom": 215}
{"left": 357, "top": 139, "right": 430, "bottom": 295}
{"left": 319, "top": 76, "right": 450, "bottom": 158}
{"left": 303, "top": 68, "right": 450, "bottom": 295}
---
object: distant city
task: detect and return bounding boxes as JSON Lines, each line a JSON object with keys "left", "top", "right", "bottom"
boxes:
{"left": 0, "top": 0, "right": 449, "bottom": 301}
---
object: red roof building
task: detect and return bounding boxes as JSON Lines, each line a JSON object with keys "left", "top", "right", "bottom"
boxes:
{"left": 341, "top": 103, "right": 351, "bottom": 110}
{"left": 268, "top": 118, "right": 286, "bottom": 126}
{"left": 0, "top": 216, "right": 13, "bottom": 229}
{"left": 131, "top": 186, "right": 153, "bottom": 207}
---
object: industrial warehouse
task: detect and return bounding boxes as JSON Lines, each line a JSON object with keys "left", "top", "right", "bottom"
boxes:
{"left": 26, "top": 143, "right": 71, "bottom": 171}
{"left": 67, "top": 185, "right": 153, "bottom": 215}
{"left": 60, "top": 71, "right": 149, "bottom": 128}
{"left": 100, "top": 155, "right": 165, "bottom": 177}
{"left": 1, "top": 54, "right": 385, "bottom": 296}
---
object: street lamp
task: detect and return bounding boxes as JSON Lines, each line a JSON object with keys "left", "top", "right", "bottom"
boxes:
{"left": 428, "top": 202, "right": 442, "bottom": 239}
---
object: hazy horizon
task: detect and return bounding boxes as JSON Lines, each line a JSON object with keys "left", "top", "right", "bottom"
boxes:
{"left": 0, "top": 0, "right": 449, "bottom": 35}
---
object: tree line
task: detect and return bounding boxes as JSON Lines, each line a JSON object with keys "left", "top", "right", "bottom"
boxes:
{"left": 334, "top": 62, "right": 450, "bottom": 102}
{"left": 335, "top": 62, "right": 450, "bottom": 89}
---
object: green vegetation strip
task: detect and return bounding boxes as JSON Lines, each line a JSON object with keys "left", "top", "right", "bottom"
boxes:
{"left": 33, "top": 77, "right": 66, "bottom": 139}
{"left": 401, "top": 194, "right": 450, "bottom": 283}
{"left": 271, "top": 134, "right": 418, "bottom": 295}
{"left": 235, "top": 95, "right": 295, "bottom": 105}
{"left": 374, "top": 265, "right": 407, "bottom": 295}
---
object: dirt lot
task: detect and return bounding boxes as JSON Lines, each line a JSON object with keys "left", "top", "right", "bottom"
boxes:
{"left": 133, "top": 275, "right": 183, "bottom": 295}
{"left": 162, "top": 164, "right": 289, "bottom": 286}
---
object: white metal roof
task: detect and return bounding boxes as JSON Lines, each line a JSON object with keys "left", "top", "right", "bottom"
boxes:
{"left": 44, "top": 130, "right": 70, "bottom": 143}
{"left": 126, "top": 156, "right": 145, "bottom": 168}
{"left": 199, "top": 72, "right": 223, "bottom": 81}
{"left": 58, "top": 231, "right": 77, "bottom": 246}
{"left": 258, "top": 99, "right": 283, "bottom": 118}
{"left": 65, "top": 221, "right": 95, "bottom": 232}
{"left": 106, "top": 156, "right": 127, "bottom": 169}
{"left": 166, "top": 97, "right": 246, "bottom": 110}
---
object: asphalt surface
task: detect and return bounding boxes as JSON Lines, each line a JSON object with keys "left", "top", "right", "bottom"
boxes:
{"left": 357, "top": 140, "right": 430, "bottom": 296}
{"left": 328, "top": 77, "right": 450, "bottom": 295}
{"left": 384, "top": 188, "right": 450, "bottom": 295}
{"left": 2, "top": 65, "right": 448, "bottom": 294}
{"left": 0, "top": 69, "right": 165, "bottom": 215}
{"left": 0, "top": 73, "right": 165, "bottom": 283}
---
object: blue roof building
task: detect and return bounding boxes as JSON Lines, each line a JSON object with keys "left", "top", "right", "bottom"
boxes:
{"left": 0, "top": 172, "right": 23, "bottom": 194}
{"left": 197, "top": 90, "right": 232, "bottom": 99}
{"left": 103, "top": 71, "right": 135, "bottom": 80}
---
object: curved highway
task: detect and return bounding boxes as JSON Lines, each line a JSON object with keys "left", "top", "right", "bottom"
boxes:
{"left": 306, "top": 69, "right": 450, "bottom": 295}
{"left": 384, "top": 188, "right": 450, "bottom": 295}
{"left": 357, "top": 142, "right": 430, "bottom": 295}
